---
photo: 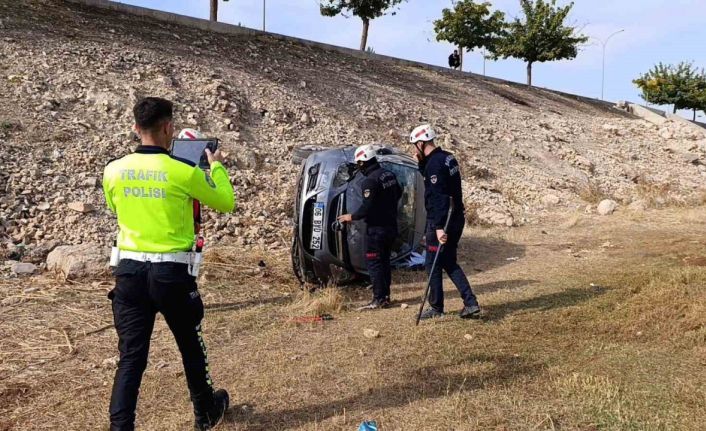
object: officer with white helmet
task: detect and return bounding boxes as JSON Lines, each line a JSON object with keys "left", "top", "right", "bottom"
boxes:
{"left": 410, "top": 124, "right": 481, "bottom": 320}
{"left": 338, "top": 144, "right": 402, "bottom": 310}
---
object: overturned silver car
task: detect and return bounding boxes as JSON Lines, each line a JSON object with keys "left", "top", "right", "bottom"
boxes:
{"left": 291, "top": 145, "right": 426, "bottom": 285}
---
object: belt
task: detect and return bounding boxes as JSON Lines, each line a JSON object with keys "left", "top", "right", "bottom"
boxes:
{"left": 118, "top": 250, "right": 193, "bottom": 264}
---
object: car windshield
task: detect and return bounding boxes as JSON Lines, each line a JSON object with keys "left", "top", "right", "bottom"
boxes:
{"left": 382, "top": 162, "right": 417, "bottom": 258}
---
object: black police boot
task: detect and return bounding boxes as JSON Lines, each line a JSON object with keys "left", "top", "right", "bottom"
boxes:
{"left": 358, "top": 297, "right": 390, "bottom": 311}
{"left": 459, "top": 305, "right": 482, "bottom": 319}
{"left": 194, "top": 389, "right": 229, "bottom": 430}
{"left": 419, "top": 307, "right": 444, "bottom": 320}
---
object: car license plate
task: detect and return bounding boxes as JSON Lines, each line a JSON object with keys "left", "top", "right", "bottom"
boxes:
{"left": 310, "top": 202, "right": 324, "bottom": 250}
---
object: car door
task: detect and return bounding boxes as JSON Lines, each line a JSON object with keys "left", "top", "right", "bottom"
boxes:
{"left": 344, "top": 162, "right": 425, "bottom": 275}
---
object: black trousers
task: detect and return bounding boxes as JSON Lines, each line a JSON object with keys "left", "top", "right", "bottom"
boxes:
{"left": 365, "top": 226, "right": 396, "bottom": 301}
{"left": 108, "top": 259, "right": 215, "bottom": 431}
{"left": 425, "top": 219, "right": 479, "bottom": 312}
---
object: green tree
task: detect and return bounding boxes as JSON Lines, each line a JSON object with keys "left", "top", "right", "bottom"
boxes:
{"left": 494, "top": 0, "right": 588, "bottom": 86}
{"left": 320, "top": 0, "right": 406, "bottom": 51}
{"left": 433, "top": 0, "right": 505, "bottom": 71}
{"left": 691, "top": 83, "right": 706, "bottom": 121}
{"left": 634, "top": 62, "right": 706, "bottom": 118}
{"left": 684, "top": 68, "right": 706, "bottom": 120}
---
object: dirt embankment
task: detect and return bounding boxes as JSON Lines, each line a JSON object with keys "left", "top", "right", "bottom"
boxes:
{"left": 1, "top": 0, "right": 705, "bottom": 267}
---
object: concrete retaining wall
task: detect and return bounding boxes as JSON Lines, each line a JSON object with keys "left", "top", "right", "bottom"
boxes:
{"left": 666, "top": 113, "right": 706, "bottom": 131}
{"left": 626, "top": 103, "right": 668, "bottom": 125}
{"left": 625, "top": 102, "right": 706, "bottom": 134}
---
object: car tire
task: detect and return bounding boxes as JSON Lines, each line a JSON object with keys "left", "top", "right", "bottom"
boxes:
{"left": 292, "top": 144, "right": 325, "bottom": 165}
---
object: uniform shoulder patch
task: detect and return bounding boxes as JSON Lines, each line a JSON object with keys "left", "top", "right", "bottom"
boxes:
{"left": 430, "top": 175, "right": 437, "bottom": 184}
{"left": 363, "top": 189, "right": 371, "bottom": 198}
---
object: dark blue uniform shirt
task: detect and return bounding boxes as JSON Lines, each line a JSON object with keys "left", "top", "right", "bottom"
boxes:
{"left": 419, "top": 147, "right": 465, "bottom": 229}
{"left": 351, "top": 161, "right": 402, "bottom": 229}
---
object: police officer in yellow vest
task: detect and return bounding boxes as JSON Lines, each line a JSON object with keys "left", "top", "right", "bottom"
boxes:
{"left": 102, "top": 97, "right": 234, "bottom": 431}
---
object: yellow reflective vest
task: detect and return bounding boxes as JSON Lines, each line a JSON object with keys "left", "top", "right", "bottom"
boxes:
{"left": 102, "top": 145, "right": 235, "bottom": 253}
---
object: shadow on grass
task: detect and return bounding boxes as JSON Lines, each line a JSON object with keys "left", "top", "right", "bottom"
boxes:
{"left": 392, "top": 279, "right": 538, "bottom": 307}
{"left": 204, "top": 295, "right": 293, "bottom": 313}
{"left": 462, "top": 236, "right": 526, "bottom": 272}
{"left": 474, "top": 279, "right": 539, "bottom": 294}
{"left": 482, "top": 286, "right": 608, "bottom": 322}
{"left": 389, "top": 236, "right": 528, "bottom": 296}
{"left": 228, "top": 353, "right": 542, "bottom": 430}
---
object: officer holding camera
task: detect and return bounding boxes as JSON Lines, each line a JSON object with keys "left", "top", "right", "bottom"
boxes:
{"left": 102, "top": 97, "right": 234, "bottom": 430}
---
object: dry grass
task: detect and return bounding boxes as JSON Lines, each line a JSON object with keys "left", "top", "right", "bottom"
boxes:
{"left": 599, "top": 267, "right": 706, "bottom": 347}
{"left": 634, "top": 174, "right": 706, "bottom": 209}
{"left": 464, "top": 201, "right": 483, "bottom": 226}
{"left": 2, "top": 208, "right": 706, "bottom": 430}
{"left": 561, "top": 211, "right": 583, "bottom": 229}
{"left": 635, "top": 175, "right": 674, "bottom": 208}
{"left": 574, "top": 178, "right": 611, "bottom": 204}
{"left": 288, "top": 288, "right": 345, "bottom": 317}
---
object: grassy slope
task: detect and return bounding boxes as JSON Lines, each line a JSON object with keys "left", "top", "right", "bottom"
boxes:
{"left": 2, "top": 208, "right": 705, "bottom": 430}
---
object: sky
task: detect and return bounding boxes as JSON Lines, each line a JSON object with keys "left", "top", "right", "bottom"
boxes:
{"left": 116, "top": 0, "right": 706, "bottom": 121}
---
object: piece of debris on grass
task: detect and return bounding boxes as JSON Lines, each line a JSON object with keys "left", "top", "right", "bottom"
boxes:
{"left": 400, "top": 303, "right": 409, "bottom": 309}
{"left": 358, "top": 420, "right": 378, "bottom": 431}
{"left": 363, "top": 329, "right": 380, "bottom": 339}
{"left": 289, "top": 314, "right": 334, "bottom": 324}
{"left": 464, "top": 334, "right": 473, "bottom": 341}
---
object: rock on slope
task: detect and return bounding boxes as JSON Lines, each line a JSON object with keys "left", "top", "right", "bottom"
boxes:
{"left": 1, "top": 0, "right": 705, "bottom": 262}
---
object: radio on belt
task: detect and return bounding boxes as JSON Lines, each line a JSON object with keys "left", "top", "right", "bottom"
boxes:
{"left": 110, "top": 241, "right": 120, "bottom": 267}
{"left": 189, "top": 236, "right": 205, "bottom": 277}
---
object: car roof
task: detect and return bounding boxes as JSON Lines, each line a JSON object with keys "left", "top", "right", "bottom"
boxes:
{"left": 307, "top": 145, "right": 417, "bottom": 168}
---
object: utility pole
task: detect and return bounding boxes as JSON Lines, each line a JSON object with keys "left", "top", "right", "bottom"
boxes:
{"left": 482, "top": 49, "right": 486, "bottom": 76}
{"left": 262, "top": 0, "right": 266, "bottom": 31}
{"left": 599, "top": 29, "right": 625, "bottom": 100}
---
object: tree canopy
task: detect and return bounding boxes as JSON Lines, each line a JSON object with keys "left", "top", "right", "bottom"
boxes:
{"left": 493, "top": 0, "right": 588, "bottom": 86}
{"left": 433, "top": 0, "right": 506, "bottom": 60}
{"left": 634, "top": 62, "right": 706, "bottom": 118}
{"left": 320, "top": 0, "right": 406, "bottom": 50}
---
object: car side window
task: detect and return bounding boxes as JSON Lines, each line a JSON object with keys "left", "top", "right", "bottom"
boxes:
{"left": 381, "top": 163, "right": 418, "bottom": 256}
{"left": 333, "top": 162, "right": 357, "bottom": 188}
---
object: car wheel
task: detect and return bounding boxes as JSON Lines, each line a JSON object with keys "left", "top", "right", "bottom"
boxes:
{"left": 291, "top": 233, "right": 305, "bottom": 285}
{"left": 291, "top": 232, "right": 320, "bottom": 288}
{"left": 292, "top": 144, "right": 326, "bottom": 165}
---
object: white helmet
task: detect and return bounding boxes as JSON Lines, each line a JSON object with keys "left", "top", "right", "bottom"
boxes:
{"left": 354, "top": 144, "right": 379, "bottom": 163}
{"left": 409, "top": 124, "right": 437, "bottom": 144}
{"left": 178, "top": 128, "right": 206, "bottom": 139}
